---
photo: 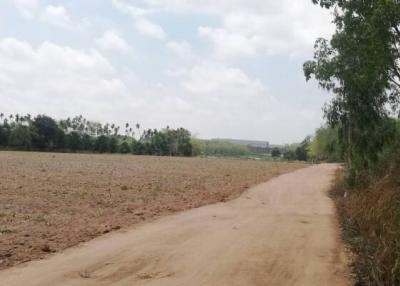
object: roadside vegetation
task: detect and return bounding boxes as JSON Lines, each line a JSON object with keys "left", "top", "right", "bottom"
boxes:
{"left": 305, "top": 0, "right": 400, "bottom": 285}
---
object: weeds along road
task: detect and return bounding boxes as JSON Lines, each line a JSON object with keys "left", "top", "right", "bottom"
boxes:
{"left": 0, "top": 164, "right": 351, "bottom": 286}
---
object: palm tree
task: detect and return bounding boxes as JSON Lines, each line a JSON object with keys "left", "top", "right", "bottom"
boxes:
{"left": 136, "top": 123, "right": 141, "bottom": 141}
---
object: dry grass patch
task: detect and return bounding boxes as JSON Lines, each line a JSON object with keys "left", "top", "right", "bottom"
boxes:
{"left": 331, "top": 169, "right": 400, "bottom": 286}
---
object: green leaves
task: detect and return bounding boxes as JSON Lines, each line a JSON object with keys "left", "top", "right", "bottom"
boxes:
{"left": 305, "top": 0, "right": 400, "bottom": 184}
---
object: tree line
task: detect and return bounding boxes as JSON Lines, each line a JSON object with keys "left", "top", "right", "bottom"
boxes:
{"left": 0, "top": 113, "right": 192, "bottom": 156}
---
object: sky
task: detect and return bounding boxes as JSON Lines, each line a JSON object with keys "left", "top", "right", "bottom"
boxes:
{"left": 0, "top": 0, "right": 334, "bottom": 144}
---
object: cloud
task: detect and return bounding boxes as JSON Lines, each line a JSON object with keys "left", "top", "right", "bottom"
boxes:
{"left": 112, "top": 0, "right": 150, "bottom": 17}
{"left": 95, "top": 30, "right": 131, "bottom": 53}
{"left": 182, "top": 63, "right": 267, "bottom": 98}
{"left": 199, "top": 9, "right": 333, "bottom": 60}
{"left": 2, "top": 1, "right": 333, "bottom": 143}
{"left": 11, "top": 0, "right": 39, "bottom": 18}
{"left": 112, "top": 0, "right": 166, "bottom": 40}
{"left": 166, "top": 40, "right": 192, "bottom": 59}
{"left": 0, "top": 38, "right": 131, "bottom": 121}
{"left": 135, "top": 17, "right": 166, "bottom": 40}
{"left": 40, "top": 5, "right": 73, "bottom": 28}
{"left": 137, "top": 0, "right": 333, "bottom": 59}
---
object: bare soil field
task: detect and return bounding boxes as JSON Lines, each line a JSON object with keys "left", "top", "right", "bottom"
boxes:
{"left": 0, "top": 151, "right": 305, "bottom": 269}
{"left": 0, "top": 164, "right": 350, "bottom": 286}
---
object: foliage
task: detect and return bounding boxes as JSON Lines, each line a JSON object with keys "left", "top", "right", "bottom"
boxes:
{"left": 305, "top": 0, "right": 400, "bottom": 185}
{"left": 0, "top": 113, "right": 194, "bottom": 157}
{"left": 191, "top": 139, "right": 252, "bottom": 157}
{"left": 9, "top": 125, "right": 33, "bottom": 150}
{"left": 308, "top": 126, "right": 343, "bottom": 162}
{"left": 271, "top": 147, "right": 281, "bottom": 158}
{"left": 119, "top": 141, "right": 131, "bottom": 154}
{"left": 32, "top": 115, "right": 60, "bottom": 150}
{"left": 295, "top": 137, "right": 311, "bottom": 162}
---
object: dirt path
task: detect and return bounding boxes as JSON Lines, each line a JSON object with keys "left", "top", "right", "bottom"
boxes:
{"left": 0, "top": 164, "right": 351, "bottom": 286}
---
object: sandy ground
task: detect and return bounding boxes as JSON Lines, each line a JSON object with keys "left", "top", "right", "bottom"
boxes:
{"left": 0, "top": 164, "right": 351, "bottom": 286}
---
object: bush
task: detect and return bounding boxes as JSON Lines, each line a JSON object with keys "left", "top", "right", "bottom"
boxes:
{"left": 271, "top": 148, "right": 281, "bottom": 158}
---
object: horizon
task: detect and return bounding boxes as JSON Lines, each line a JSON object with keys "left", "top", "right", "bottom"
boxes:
{"left": 0, "top": 0, "right": 334, "bottom": 145}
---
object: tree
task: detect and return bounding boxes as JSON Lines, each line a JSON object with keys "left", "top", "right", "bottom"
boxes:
{"left": 119, "top": 141, "right": 131, "bottom": 154}
{"left": 271, "top": 148, "right": 281, "bottom": 158}
{"left": 108, "top": 136, "right": 118, "bottom": 153}
{"left": 295, "top": 137, "right": 311, "bottom": 162}
{"left": 308, "top": 126, "right": 343, "bottom": 162}
{"left": 9, "top": 125, "right": 33, "bottom": 150}
{"left": 32, "top": 115, "right": 61, "bottom": 150}
{"left": 81, "top": 134, "right": 93, "bottom": 151}
{"left": 66, "top": 132, "right": 82, "bottom": 151}
{"left": 0, "top": 124, "right": 9, "bottom": 147}
{"left": 131, "top": 139, "right": 144, "bottom": 155}
{"left": 304, "top": 0, "right": 400, "bottom": 184}
{"left": 95, "top": 135, "right": 109, "bottom": 153}
{"left": 283, "top": 149, "right": 297, "bottom": 161}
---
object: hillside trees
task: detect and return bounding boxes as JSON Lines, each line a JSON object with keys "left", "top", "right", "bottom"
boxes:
{"left": 304, "top": 0, "right": 400, "bottom": 184}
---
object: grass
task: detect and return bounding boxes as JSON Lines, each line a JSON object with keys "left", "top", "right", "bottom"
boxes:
{"left": 331, "top": 168, "right": 400, "bottom": 285}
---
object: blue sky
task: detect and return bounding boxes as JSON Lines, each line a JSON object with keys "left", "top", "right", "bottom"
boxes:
{"left": 0, "top": 0, "right": 334, "bottom": 144}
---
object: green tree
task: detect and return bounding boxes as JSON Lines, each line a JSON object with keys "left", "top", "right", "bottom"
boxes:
{"left": 108, "top": 136, "right": 118, "bottom": 153}
{"left": 0, "top": 124, "right": 9, "bottom": 147}
{"left": 32, "top": 115, "right": 61, "bottom": 150}
{"left": 271, "top": 148, "right": 281, "bottom": 158}
{"left": 119, "top": 141, "right": 131, "bottom": 154}
{"left": 308, "top": 127, "right": 343, "bottom": 162}
{"left": 304, "top": 0, "right": 400, "bottom": 184}
{"left": 131, "top": 139, "right": 144, "bottom": 155}
{"left": 66, "top": 131, "right": 82, "bottom": 151}
{"left": 9, "top": 125, "right": 33, "bottom": 150}
{"left": 295, "top": 137, "right": 311, "bottom": 162}
{"left": 95, "top": 135, "right": 109, "bottom": 153}
{"left": 81, "top": 134, "right": 93, "bottom": 151}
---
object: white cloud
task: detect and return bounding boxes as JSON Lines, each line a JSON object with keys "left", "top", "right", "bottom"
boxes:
{"left": 0, "top": 38, "right": 131, "bottom": 121}
{"left": 112, "top": 0, "right": 150, "bottom": 17}
{"left": 182, "top": 64, "right": 267, "bottom": 97}
{"left": 2, "top": 1, "right": 334, "bottom": 143}
{"left": 40, "top": 5, "right": 73, "bottom": 28}
{"left": 12, "top": 0, "right": 39, "bottom": 18}
{"left": 135, "top": 17, "right": 166, "bottom": 40}
{"left": 166, "top": 40, "right": 192, "bottom": 59}
{"left": 112, "top": 0, "right": 166, "bottom": 40}
{"left": 138, "top": 0, "right": 333, "bottom": 59}
{"left": 199, "top": 9, "right": 333, "bottom": 60}
{"left": 95, "top": 30, "right": 131, "bottom": 53}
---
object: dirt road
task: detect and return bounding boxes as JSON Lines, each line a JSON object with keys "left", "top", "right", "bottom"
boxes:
{"left": 0, "top": 164, "right": 350, "bottom": 286}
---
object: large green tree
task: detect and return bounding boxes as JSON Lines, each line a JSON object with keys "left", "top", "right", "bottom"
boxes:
{"left": 304, "top": 0, "right": 400, "bottom": 184}
{"left": 32, "top": 115, "right": 61, "bottom": 150}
